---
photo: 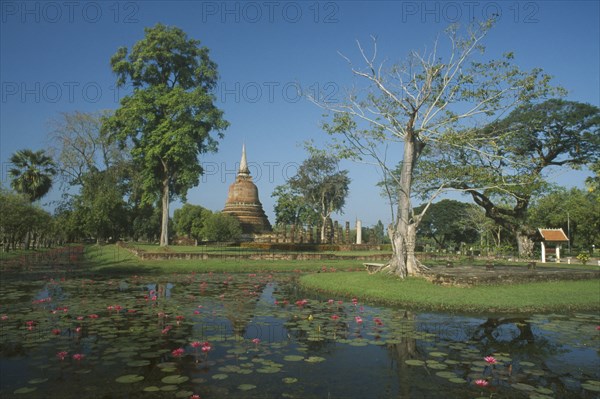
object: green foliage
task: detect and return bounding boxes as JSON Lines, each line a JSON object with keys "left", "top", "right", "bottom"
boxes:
{"left": 104, "top": 23, "right": 228, "bottom": 246}
{"left": 201, "top": 213, "right": 242, "bottom": 242}
{"left": 0, "top": 189, "right": 55, "bottom": 251}
{"left": 576, "top": 253, "right": 590, "bottom": 265}
{"left": 287, "top": 153, "right": 350, "bottom": 233}
{"left": 528, "top": 187, "right": 599, "bottom": 250}
{"left": 418, "top": 99, "right": 600, "bottom": 251}
{"left": 271, "top": 184, "right": 319, "bottom": 226}
{"left": 173, "top": 204, "right": 212, "bottom": 240}
{"left": 74, "top": 169, "right": 130, "bottom": 242}
{"left": 9, "top": 149, "right": 56, "bottom": 202}
{"left": 414, "top": 200, "right": 479, "bottom": 249}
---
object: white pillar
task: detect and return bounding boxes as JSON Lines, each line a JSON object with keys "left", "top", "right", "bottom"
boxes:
{"left": 556, "top": 245, "right": 561, "bottom": 263}
{"left": 541, "top": 242, "right": 546, "bottom": 263}
{"left": 356, "top": 220, "right": 362, "bottom": 244}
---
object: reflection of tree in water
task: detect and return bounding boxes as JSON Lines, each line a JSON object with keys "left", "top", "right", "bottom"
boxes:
{"left": 386, "top": 311, "right": 424, "bottom": 398}
{"left": 472, "top": 318, "right": 560, "bottom": 357}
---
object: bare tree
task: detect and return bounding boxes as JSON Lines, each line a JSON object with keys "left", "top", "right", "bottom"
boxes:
{"left": 316, "top": 20, "right": 559, "bottom": 278}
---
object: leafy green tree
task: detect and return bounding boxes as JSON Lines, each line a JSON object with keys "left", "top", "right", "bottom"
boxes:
{"left": 528, "top": 187, "right": 599, "bottom": 251}
{"left": 173, "top": 203, "right": 212, "bottom": 241}
{"left": 74, "top": 169, "right": 130, "bottom": 243}
{"left": 271, "top": 184, "right": 319, "bottom": 227}
{"left": 0, "top": 189, "right": 53, "bottom": 251}
{"left": 372, "top": 220, "right": 386, "bottom": 244}
{"left": 9, "top": 149, "right": 57, "bottom": 202}
{"left": 586, "top": 160, "right": 600, "bottom": 197}
{"left": 287, "top": 153, "right": 350, "bottom": 242}
{"left": 105, "top": 23, "right": 229, "bottom": 246}
{"left": 420, "top": 99, "right": 599, "bottom": 256}
{"left": 201, "top": 212, "right": 242, "bottom": 242}
{"left": 414, "top": 200, "right": 478, "bottom": 250}
{"left": 319, "top": 20, "right": 558, "bottom": 277}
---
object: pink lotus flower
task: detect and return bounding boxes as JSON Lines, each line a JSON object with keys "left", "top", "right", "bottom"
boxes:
{"left": 76, "top": 316, "right": 84, "bottom": 320}
{"left": 327, "top": 299, "right": 334, "bottom": 304}
{"left": 191, "top": 341, "right": 202, "bottom": 348}
{"left": 484, "top": 356, "right": 497, "bottom": 365}
{"left": 56, "top": 351, "right": 68, "bottom": 360}
{"left": 1, "top": 315, "right": 8, "bottom": 321}
{"left": 252, "top": 338, "right": 260, "bottom": 345}
{"left": 596, "top": 325, "right": 600, "bottom": 331}
{"left": 52, "top": 328, "right": 61, "bottom": 335}
{"left": 88, "top": 314, "right": 99, "bottom": 319}
{"left": 331, "top": 315, "right": 340, "bottom": 320}
{"left": 374, "top": 318, "right": 384, "bottom": 326}
{"left": 171, "top": 348, "right": 185, "bottom": 357}
{"left": 201, "top": 344, "right": 212, "bottom": 353}
{"left": 474, "top": 379, "right": 489, "bottom": 387}
{"left": 190, "top": 395, "right": 201, "bottom": 399}
{"left": 355, "top": 316, "right": 363, "bottom": 324}
{"left": 72, "top": 353, "right": 85, "bottom": 361}
{"left": 352, "top": 298, "right": 358, "bottom": 305}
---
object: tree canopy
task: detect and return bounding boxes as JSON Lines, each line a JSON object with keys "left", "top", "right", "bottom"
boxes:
{"left": 104, "top": 23, "right": 228, "bottom": 246}
{"left": 9, "top": 149, "right": 57, "bottom": 203}
{"left": 287, "top": 152, "right": 350, "bottom": 242}
{"left": 418, "top": 99, "right": 600, "bottom": 256}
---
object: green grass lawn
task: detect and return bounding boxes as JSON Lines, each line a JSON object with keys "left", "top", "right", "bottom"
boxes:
{"left": 128, "top": 243, "right": 391, "bottom": 257}
{"left": 84, "top": 245, "right": 365, "bottom": 274}
{"left": 299, "top": 272, "right": 600, "bottom": 313}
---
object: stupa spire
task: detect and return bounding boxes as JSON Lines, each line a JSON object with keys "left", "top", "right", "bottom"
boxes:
{"left": 239, "top": 143, "right": 250, "bottom": 176}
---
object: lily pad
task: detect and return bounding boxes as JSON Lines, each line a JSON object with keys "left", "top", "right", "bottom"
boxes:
{"left": 116, "top": 374, "right": 144, "bottom": 383}
{"left": 160, "top": 385, "right": 178, "bottom": 391}
{"left": 405, "top": 359, "right": 425, "bottom": 366}
{"left": 28, "top": 378, "right": 48, "bottom": 384}
{"left": 512, "top": 383, "right": 535, "bottom": 391}
{"left": 14, "top": 387, "right": 37, "bottom": 394}
{"left": 581, "top": 383, "right": 600, "bottom": 392}
{"left": 283, "top": 377, "right": 298, "bottom": 384}
{"left": 161, "top": 375, "right": 189, "bottom": 384}
{"left": 305, "top": 356, "right": 326, "bottom": 363}
{"left": 212, "top": 373, "right": 228, "bottom": 380}
{"left": 238, "top": 384, "right": 257, "bottom": 391}
{"left": 143, "top": 386, "right": 161, "bottom": 392}
{"left": 284, "top": 355, "right": 304, "bottom": 362}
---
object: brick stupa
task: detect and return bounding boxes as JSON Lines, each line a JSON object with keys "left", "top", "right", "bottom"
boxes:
{"left": 222, "top": 145, "right": 272, "bottom": 234}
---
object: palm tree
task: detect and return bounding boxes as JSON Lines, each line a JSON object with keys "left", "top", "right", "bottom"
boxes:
{"left": 9, "top": 149, "right": 57, "bottom": 202}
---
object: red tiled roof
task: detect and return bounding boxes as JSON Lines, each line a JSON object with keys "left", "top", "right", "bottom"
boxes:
{"left": 538, "top": 228, "right": 569, "bottom": 242}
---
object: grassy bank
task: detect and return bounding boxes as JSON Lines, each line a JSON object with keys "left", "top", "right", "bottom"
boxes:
{"left": 84, "top": 245, "right": 364, "bottom": 274}
{"left": 299, "top": 272, "right": 600, "bottom": 313}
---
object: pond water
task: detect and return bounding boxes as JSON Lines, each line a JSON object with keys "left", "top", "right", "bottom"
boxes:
{"left": 0, "top": 270, "right": 598, "bottom": 398}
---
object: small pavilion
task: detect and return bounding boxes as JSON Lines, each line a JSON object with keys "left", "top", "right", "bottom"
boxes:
{"left": 538, "top": 228, "right": 569, "bottom": 263}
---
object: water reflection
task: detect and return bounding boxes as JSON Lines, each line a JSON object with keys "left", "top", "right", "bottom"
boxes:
{"left": 0, "top": 271, "right": 597, "bottom": 398}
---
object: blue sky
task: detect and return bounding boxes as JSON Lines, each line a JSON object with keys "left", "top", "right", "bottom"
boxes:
{"left": 1, "top": 1, "right": 599, "bottom": 227}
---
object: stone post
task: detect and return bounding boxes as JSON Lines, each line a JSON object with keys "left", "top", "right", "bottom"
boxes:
{"left": 307, "top": 225, "right": 313, "bottom": 243}
{"left": 345, "top": 221, "right": 350, "bottom": 244}
{"left": 316, "top": 221, "right": 322, "bottom": 244}
{"left": 333, "top": 221, "right": 339, "bottom": 244}
{"left": 356, "top": 220, "right": 362, "bottom": 244}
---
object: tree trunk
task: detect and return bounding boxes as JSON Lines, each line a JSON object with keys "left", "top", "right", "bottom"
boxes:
{"left": 387, "top": 129, "right": 423, "bottom": 278}
{"left": 516, "top": 231, "right": 534, "bottom": 258}
{"left": 160, "top": 178, "right": 170, "bottom": 247}
{"left": 320, "top": 215, "right": 326, "bottom": 243}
